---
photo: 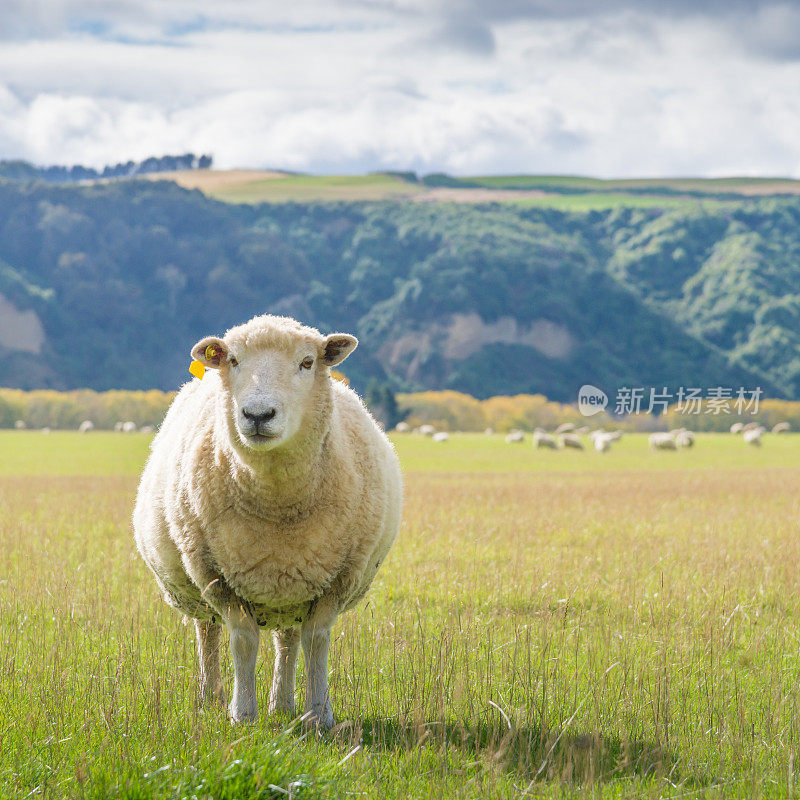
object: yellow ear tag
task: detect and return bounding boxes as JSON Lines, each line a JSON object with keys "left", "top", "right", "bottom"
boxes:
{"left": 189, "top": 360, "right": 206, "bottom": 380}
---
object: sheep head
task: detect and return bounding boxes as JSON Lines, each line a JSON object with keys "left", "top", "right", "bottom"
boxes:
{"left": 191, "top": 315, "right": 357, "bottom": 451}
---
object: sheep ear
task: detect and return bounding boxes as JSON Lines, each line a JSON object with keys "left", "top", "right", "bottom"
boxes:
{"left": 191, "top": 336, "right": 227, "bottom": 368}
{"left": 322, "top": 333, "right": 358, "bottom": 366}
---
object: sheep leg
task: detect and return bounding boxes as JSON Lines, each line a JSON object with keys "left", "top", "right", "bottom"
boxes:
{"left": 226, "top": 605, "right": 260, "bottom": 723}
{"left": 194, "top": 619, "right": 225, "bottom": 707}
{"left": 301, "top": 610, "right": 337, "bottom": 731}
{"left": 268, "top": 628, "right": 300, "bottom": 716}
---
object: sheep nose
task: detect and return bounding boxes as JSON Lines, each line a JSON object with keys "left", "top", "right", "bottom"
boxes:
{"left": 242, "top": 407, "right": 277, "bottom": 425}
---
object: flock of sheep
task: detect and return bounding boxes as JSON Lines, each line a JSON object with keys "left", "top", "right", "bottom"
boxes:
{"left": 13, "top": 419, "right": 155, "bottom": 433}
{"left": 395, "top": 419, "right": 792, "bottom": 451}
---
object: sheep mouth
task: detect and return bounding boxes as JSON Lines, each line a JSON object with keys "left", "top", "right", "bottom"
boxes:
{"left": 244, "top": 431, "right": 280, "bottom": 445}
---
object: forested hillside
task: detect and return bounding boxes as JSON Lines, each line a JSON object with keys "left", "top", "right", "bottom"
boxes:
{"left": 0, "top": 178, "right": 797, "bottom": 400}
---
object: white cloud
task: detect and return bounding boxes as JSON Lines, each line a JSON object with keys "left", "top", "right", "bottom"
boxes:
{"left": 2, "top": 3, "right": 800, "bottom": 176}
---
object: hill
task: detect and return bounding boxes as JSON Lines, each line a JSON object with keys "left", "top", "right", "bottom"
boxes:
{"left": 150, "top": 169, "right": 800, "bottom": 207}
{"left": 0, "top": 177, "right": 798, "bottom": 400}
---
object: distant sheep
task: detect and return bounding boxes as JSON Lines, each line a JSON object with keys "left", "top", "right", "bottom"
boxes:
{"left": 432, "top": 431, "right": 449, "bottom": 442}
{"left": 675, "top": 430, "right": 695, "bottom": 448}
{"left": 78, "top": 420, "right": 95, "bottom": 433}
{"left": 533, "top": 431, "right": 558, "bottom": 450}
{"left": 419, "top": 424, "right": 436, "bottom": 437}
{"left": 14, "top": 420, "right": 26, "bottom": 430}
{"left": 730, "top": 422, "right": 744, "bottom": 434}
{"left": 133, "top": 315, "right": 401, "bottom": 730}
{"left": 139, "top": 425, "right": 155, "bottom": 434}
{"left": 772, "top": 422, "right": 790, "bottom": 434}
{"left": 649, "top": 432, "right": 677, "bottom": 450}
{"left": 559, "top": 432, "right": 585, "bottom": 450}
{"left": 555, "top": 423, "right": 576, "bottom": 434}
{"left": 122, "top": 421, "right": 137, "bottom": 433}
{"left": 395, "top": 422, "right": 410, "bottom": 433}
{"left": 594, "top": 434, "right": 612, "bottom": 453}
{"left": 743, "top": 427, "right": 764, "bottom": 446}
{"left": 505, "top": 430, "right": 525, "bottom": 444}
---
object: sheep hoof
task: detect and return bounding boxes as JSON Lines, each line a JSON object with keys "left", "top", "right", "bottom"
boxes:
{"left": 199, "top": 683, "right": 227, "bottom": 710}
{"left": 228, "top": 700, "right": 258, "bottom": 724}
{"left": 303, "top": 708, "right": 335, "bottom": 734}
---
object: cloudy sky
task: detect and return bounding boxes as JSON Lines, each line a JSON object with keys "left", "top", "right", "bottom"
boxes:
{"left": 3, "top": 0, "right": 800, "bottom": 177}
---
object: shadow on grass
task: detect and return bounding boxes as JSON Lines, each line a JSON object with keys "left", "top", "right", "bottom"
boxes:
{"left": 339, "top": 715, "right": 709, "bottom": 789}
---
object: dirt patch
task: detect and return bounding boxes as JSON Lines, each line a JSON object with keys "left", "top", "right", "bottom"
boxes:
{"left": 142, "top": 169, "right": 291, "bottom": 191}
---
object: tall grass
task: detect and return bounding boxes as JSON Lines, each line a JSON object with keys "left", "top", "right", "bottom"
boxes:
{"left": 1, "top": 432, "right": 799, "bottom": 797}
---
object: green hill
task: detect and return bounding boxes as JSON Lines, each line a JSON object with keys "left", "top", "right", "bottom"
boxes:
{"left": 0, "top": 177, "right": 797, "bottom": 400}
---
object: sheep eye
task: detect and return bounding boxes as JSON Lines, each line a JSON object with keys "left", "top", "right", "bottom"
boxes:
{"left": 300, "top": 356, "right": 314, "bottom": 370}
{"left": 229, "top": 356, "right": 238, "bottom": 367}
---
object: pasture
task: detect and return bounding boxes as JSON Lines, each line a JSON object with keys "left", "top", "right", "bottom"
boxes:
{"left": 145, "top": 169, "right": 795, "bottom": 210}
{"left": 1, "top": 431, "right": 800, "bottom": 798}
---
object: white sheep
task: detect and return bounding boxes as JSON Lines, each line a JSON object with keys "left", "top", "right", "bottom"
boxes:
{"left": 505, "top": 430, "right": 524, "bottom": 444}
{"left": 555, "top": 423, "right": 576, "bottom": 434}
{"left": 772, "top": 422, "right": 791, "bottom": 434}
{"left": 133, "top": 315, "right": 402, "bottom": 730}
{"left": 730, "top": 422, "right": 744, "bottom": 434}
{"left": 594, "top": 434, "right": 612, "bottom": 452}
{"left": 743, "top": 426, "right": 764, "bottom": 446}
{"left": 395, "top": 421, "right": 410, "bottom": 433}
{"left": 78, "top": 420, "right": 95, "bottom": 433}
{"left": 14, "top": 420, "right": 26, "bottom": 430}
{"left": 432, "top": 431, "right": 449, "bottom": 442}
{"left": 419, "top": 424, "right": 436, "bottom": 437}
{"left": 649, "top": 432, "right": 677, "bottom": 450}
{"left": 122, "top": 421, "right": 137, "bottom": 433}
{"left": 559, "top": 432, "right": 584, "bottom": 450}
{"left": 532, "top": 431, "right": 558, "bottom": 449}
{"left": 675, "top": 430, "right": 695, "bottom": 448}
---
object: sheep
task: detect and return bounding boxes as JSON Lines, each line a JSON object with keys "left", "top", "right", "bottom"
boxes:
{"left": 14, "top": 420, "right": 26, "bottom": 430}
{"left": 743, "top": 427, "right": 764, "bottom": 446}
{"left": 532, "top": 431, "right": 558, "bottom": 449}
{"left": 772, "top": 422, "right": 791, "bottom": 434}
{"left": 743, "top": 421, "right": 761, "bottom": 432}
{"left": 649, "top": 432, "right": 677, "bottom": 450}
{"left": 133, "top": 315, "right": 402, "bottom": 731}
{"left": 114, "top": 421, "right": 124, "bottom": 432}
{"left": 730, "top": 422, "right": 744, "bottom": 434}
{"left": 432, "top": 431, "right": 449, "bottom": 442}
{"left": 675, "top": 430, "right": 695, "bottom": 448}
{"left": 505, "top": 430, "right": 524, "bottom": 444}
{"left": 594, "top": 434, "right": 612, "bottom": 453}
{"left": 78, "top": 420, "right": 95, "bottom": 433}
{"left": 555, "top": 423, "right": 576, "bottom": 434}
{"left": 140, "top": 425, "right": 155, "bottom": 434}
{"left": 122, "top": 421, "right": 137, "bottom": 433}
{"left": 395, "top": 422, "right": 410, "bottom": 433}
{"left": 559, "top": 432, "right": 584, "bottom": 450}
{"left": 419, "top": 424, "right": 435, "bottom": 437}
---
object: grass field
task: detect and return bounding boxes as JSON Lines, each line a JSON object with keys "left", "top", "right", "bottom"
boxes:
{"left": 2, "top": 431, "right": 800, "bottom": 798}
{"left": 148, "top": 169, "right": 800, "bottom": 208}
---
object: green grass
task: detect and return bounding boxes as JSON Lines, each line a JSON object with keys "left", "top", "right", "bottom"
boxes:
{"left": 466, "top": 174, "right": 800, "bottom": 196}
{"left": 211, "top": 173, "right": 423, "bottom": 203}
{"left": 2, "top": 431, "right": 800, "bottom": 797}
